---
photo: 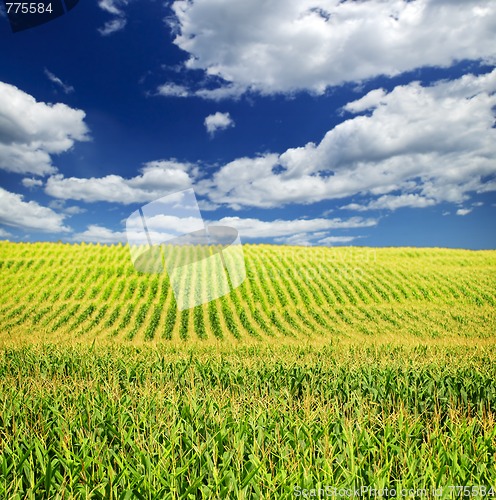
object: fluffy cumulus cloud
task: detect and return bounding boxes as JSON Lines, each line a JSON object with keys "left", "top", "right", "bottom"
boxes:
{"left": 40, "top": 71, "right": 496, "bottom": 217}
{"left": 45, "top": 160, "right": 196, "bottom": 204}
{"left": 0, "top": 187, "right": 70, "bottom": 233}
{"left": 126, "top": 209, "right": 204, "bottom": 245}
{"left": 196, "top": 70, "right": 496, "bottom": 210}
{"left": 98, "top": 0, "right": 128, "bottom": 35}
{"left": 0, "top": 82, "right": 89, "bottom": 175}
{"left": 169, "top": 0, "right": 496, "bottom": 97}
{"left": 204, "top": 112, "right": 234, "bottom": 136}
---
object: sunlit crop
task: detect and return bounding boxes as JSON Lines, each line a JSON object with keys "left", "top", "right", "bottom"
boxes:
{"left": 0, "top": 242, "right": 495, "bottom": 497}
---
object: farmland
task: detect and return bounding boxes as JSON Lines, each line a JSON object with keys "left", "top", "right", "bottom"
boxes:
{"left": 0, "top": 241, "right": 495, "bottom": 497}
{"left": 1, "top": 242, "right": 494, "bottom": 344}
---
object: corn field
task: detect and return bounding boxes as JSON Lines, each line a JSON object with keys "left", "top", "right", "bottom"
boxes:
{"left": 0, "top": 242, "right": 494, "bottom": 343}
{"left": 0, "top": 241, "right": 495, "bottom": 497}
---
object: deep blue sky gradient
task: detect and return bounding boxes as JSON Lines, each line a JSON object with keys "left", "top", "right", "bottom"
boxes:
{"left": 0, "top": 0, "right": 495, "bottom": 248}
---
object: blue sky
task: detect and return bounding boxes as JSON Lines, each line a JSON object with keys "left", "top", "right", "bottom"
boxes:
{"left": 0, "top": 0, "right": 495, "bottom": 248}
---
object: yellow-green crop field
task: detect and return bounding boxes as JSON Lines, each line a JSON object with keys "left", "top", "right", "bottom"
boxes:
{"left": 0, "top": 241, "right": 495, "bottom": 498}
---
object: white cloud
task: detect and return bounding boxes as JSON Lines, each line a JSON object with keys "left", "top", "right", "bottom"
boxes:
{"left": 48, "top": 200, "right": 87, "bottom": 215}
{"left": 99, "top": 18, "right": 127, "bottom": 36}
{"left": 0, "top": 187, "right": 70, "bottom": 233}
{"left": 157, "top": 83, "right": 191, "bottom": 98}
{"left": 197, "top": 199, "right": 220, "bottom": 211}
{"left": 212, "top": 215, "right": 376, "bottom": 239}
{"left": 198, "top": 70, "right": 496, "bottom": 210}
{"left": 127, "top": 213, "right": 204, "bottom": 235}
{"left": 98, "top": 0, "right": 125, "bottom": 16}
{"left": 344, "top": 89, "right": 388, "bottom": 114}
{"left": 317, "top": 235, "right": 360, "bottom": 245}
{"left": 36, "top": 70, "right": 496, "bottom": 223}
{"left": 341, "top": 194, "right": 437, "bottom": 211}
{"left": 22, "top": 178, "right": 44, "bottom": 189}
{"left": 98, "top": 0, "right": 128, "bottom": 35}
{"left": 477, "top": 180, "right": 496, "bottom": 194}
{"left": 156, "top": 83, "right": 244, "bottom": 101}
{"left": 169, "top": 0, "right": 496, "bottom": 97}
{"left": 44, "top": 69, "right": 74, "bottom": 94}
{"left": 195, "top": 85, "right": 245, "bottom": 101}
{"left": 73, "top": 224, "right": 171, "bottom": 245}
{"left": 0, "top": 228, "right": 12, "bottom": 239}
{"left": 0, "top": 82, "right": 89, "bottom": 175}
{"left": 273, "top": 233, "right": 313, "bottom": 246}
{"left": 73, "top": 215, "right": 372, "bottom": 246}
{"left": 73, "top": 225, "right": 127, "bottom": 244}
{"left": 64, "top": 206, "right": 86, "bottom": 215}
{"left": 456, "top": 208, "right": 472, "bottom": 216}
{"left": 45, "top": 160, "right": 195, "bottom": 204}
{"left": 204, "top": 112, "right": 234, "bottom": 136}
{"left": 273, "top": 232, "right": 361, "bottom": 246}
